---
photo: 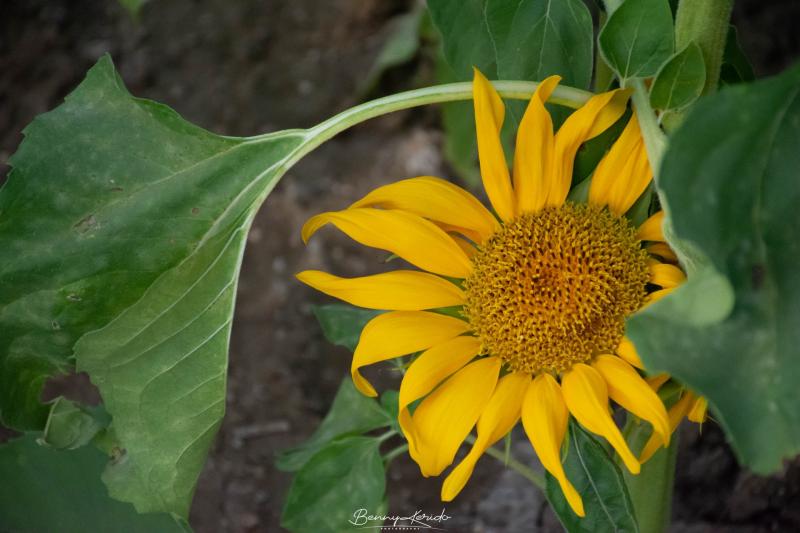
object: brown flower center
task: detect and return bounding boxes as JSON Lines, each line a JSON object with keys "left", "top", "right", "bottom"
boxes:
{"left": 463, "top": 203, "right": 649, "bottom": 374}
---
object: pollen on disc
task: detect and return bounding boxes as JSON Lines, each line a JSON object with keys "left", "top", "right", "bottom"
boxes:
{"left": 463, "top": 203, "right": 650, "bottom": 374}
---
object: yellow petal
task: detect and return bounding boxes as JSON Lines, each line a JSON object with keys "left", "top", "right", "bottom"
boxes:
{"left": 588, "top": 115, "right": 653, "bottom": 216}
{"left": 350, "top": 176, "right": 500, "bottom": 243}
{"left": 616, "top": 336, "right": 643, "bottom": 370}
{"left": 451, "top": 234, "right": 478, "bottom": 258}
{"left": 513, "top": 75, "right": 560, "bottom": 214}
{"left": 644, "top": 288, "right": 674, "bottom": 306}
{"left": 688, "top": 395, "right": 708, "bottom": 424}
{"left": 647, "top": 242, "right": 678, "bottom": 263}
{"left": 650, "top": 263, "right": 686, "bottom": 289}
{"left": 473, "top": 68, "right": 515, "bottom": 222}
{"left": 353, "top": 312, "right": 471, "bottom": 396}
{"left": 637, "top": 211, "right": 665, "bottom": 242}
{"left": 411, "top": 356, "right": 501, "bottom": 476}
{"left": 550, "top": 89, "right": 630, "bottom": 207}
{"left": 522, "top": 374, "right": 585, "bottom": 517}
{"left": 593, "top": 355, "right": 671, "bottom": 447}
{"left": 296, "top": 270, "right": 464, "bottom": 310}
{"left": 441, "top": 372, "right": 529, "bottom": 501}
{"left": 646, "top": 373, "right": 671, "bottom": 391}
{"left": 398, "top": 336, "right": 482, "bottom": 457}
{"left": 561, "top": 363, "right": 640, "bottom": 474}
{"left": 640, "top": 391, "right": 695, "bottom": 463}
{"left": 301, "top": 208, "right": 472, "bottom": 278}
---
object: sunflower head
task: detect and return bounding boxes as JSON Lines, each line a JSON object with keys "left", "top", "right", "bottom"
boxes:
{"left": 296, "top": 67, "right": 690, "bottom": 519}
{"left": 464, "top": 202, "right": 650, "bottom": 374}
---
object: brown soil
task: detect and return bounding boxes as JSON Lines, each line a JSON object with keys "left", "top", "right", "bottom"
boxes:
{"left": 3, "top": 1, "right": 800, "bottom": 531}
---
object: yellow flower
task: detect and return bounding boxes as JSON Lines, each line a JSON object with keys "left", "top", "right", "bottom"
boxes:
{"left": 297, "top": 69, "right": 686, "bottom": 517}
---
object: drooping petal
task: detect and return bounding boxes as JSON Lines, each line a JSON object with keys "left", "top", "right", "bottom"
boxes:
{"left": 550, "top": 89, "right": 630, "bottom": 207}
{"left": 593, "top": 355, "right": 671, "bottom": 447}
{"left": 398, "top": 336, "right": 482, "bottom": 457}
{"left": 647, "top": 242, "right": 678, "bottom": 263}
{"left": 688, "top": 396, "right": 708, "bottom": 424}
{"left": 588, "top": 115, "right": 653, "bottom": 216}
{"left": 352, "top": 312, "right": 471, "bottom": 396}
{"left": 616, "top": 336, "right": 644, "bottom": 370}
{"left": 522, "top": 374, "right": 585, "bottom": 517}
{"left": 473, "top": 68, "right": 515, "bottom": 222}
{"left": 561, "top": 363, "right": 640, "bottom": 474}
{"left": 296, "top": 270, "right": 464, "bottom": 310}
{"left": 513, "top": 75, "right": 560, "bottom": 214}
{"left": 349, "top": 176, "right": 500, "bottom": 242}
{"left": 441, "top": 372, "right": 529, "bottom": 501}
{"left": 637, "top": 211, "right": 665, "bottom": 242}
{"left": 411, "top": 356, "right": 501, "bottom": 476}
{"left": 640, "top": 391, "right": 695, "bottom": 463}
{"left": 302, "top": 208, "right": 472, "bottom": 278}
{"left": 650, "top": 263, "right": 686, "bottom": 288}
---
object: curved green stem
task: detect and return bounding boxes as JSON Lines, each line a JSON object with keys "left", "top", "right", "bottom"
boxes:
{"left": 465, "top": 434, "right": 546, "bottom": 490}
{"left": 383, "top": 444, "right": 409, "bottom": 465}
{"left": 274, "top": 81, "right": 592, "bottom": 170}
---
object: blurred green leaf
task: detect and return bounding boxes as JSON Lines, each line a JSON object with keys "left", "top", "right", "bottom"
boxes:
{"left": 720, "top": 25, "right": 755, "bottom": 86}
{"left": 41, "top": 398, "right": 109, "bottom": 450}
{"left": 546, "top": 421, "right": 639, "bottom": 532}
{"left": 276, "top": 378, "right": 391, "bottom": 472}
{"left": 118, "top": 0, "right": 149, "bottom": 18}
{"left": 628, "top": 64, "right": 800, "bottom": 473}
{"left": 0, "top": 434, "right": 189, "bottom": 533}
{"left": 281, "top": 436, "right": 386, "bottom": 533}
{"left": 599, "top": 0, "right": 674, "bottom": 81}
{"left": 650, "top": 43, "right": 706, "bottom": 111}
{"left": 312, "top": 304, "right": 381, "bottom": 352}
{"left": 360, "top": 7, "right": 425, "bottom": 96}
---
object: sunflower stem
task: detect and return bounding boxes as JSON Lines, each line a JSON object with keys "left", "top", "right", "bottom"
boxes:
{"left": 675, "top": 0, "right": 734, "bottom": 95}
{"left": 383, "top": 444, "right": 409, "bottom": 465}
{"left": 466, "top": 434, "right": 547, "bottom": 490}
{"left": 269, "top": 81, "right": 592, "bottom": 170}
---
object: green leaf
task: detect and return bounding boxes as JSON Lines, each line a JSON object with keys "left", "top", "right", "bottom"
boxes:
{"left": 0, "top": 54, "right": 317, "bottom": 517}
{"left": 546, "top": 422, "right": 639, "bottom": 532}
{"left": 650, "top": 43, "right": 706, "bottom": 111}
{"left": 428, "top": 0, "right": 593, "bottom": 88}
{"left": 720, "top": 25, "right": 755, "bottom": 86}
{"left": 428, "top": 0, "right": 594, "bottom": 182}
{"left": 0, "top": 435, "right": 189, "bottom": 533}
{"left": 599, "top": 0, "right": 675, "bottom": 81}
{"left": 312, "top": 304, "right": 381, "bottom": 352}
{"left": 628, "top": 64, "right": 800, "bottom": 473}
{"left": 42, "top": 398, "right": 109, "bottom": 450}
{"left": 281, "top": 436, "right": 386, "bottom": 533}
{"left": 360, "top": 7, "right": 425, "bottom": 96}
{"left": 276, "top": 378, "right": 391, "bottom": 472}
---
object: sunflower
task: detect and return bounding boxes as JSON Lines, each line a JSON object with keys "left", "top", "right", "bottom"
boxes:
{"left": 297, "top": 69, "right": 688, "bottom": 516}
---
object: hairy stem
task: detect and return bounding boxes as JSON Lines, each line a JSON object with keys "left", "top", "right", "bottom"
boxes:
{"left": 675, "top": 0, "right": 734, "bottom": 94}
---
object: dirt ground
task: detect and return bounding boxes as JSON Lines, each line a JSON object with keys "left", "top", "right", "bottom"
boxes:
{"left": 3, "top": 1, "right": 800, "bottom": 531}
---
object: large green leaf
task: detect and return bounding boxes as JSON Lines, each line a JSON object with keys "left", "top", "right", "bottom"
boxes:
{"left": 428, "top": 0, "right": 593, "bottom": 87}
{"left": 0, "top": 435, "right": 188, "bottom": 533}
{"left": 546, "top": 422, "right": 639, "bottom": 532}
{"left": 428, "top": 0, "right": 594, "bottom": 183}
{"left": 628, "top": 64, "right": 800, "bottom": 473}
{"left": 0, "top": 54, "right": 315, "bottom": 517}
{"left": 276, "top": 378, "right": 391, "bottom": 472}
{"left": 599, "top": 0, "right": 674, "bottom": 81}
{"left": 281, "top": 436, "right": 387, "bottom": 533}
